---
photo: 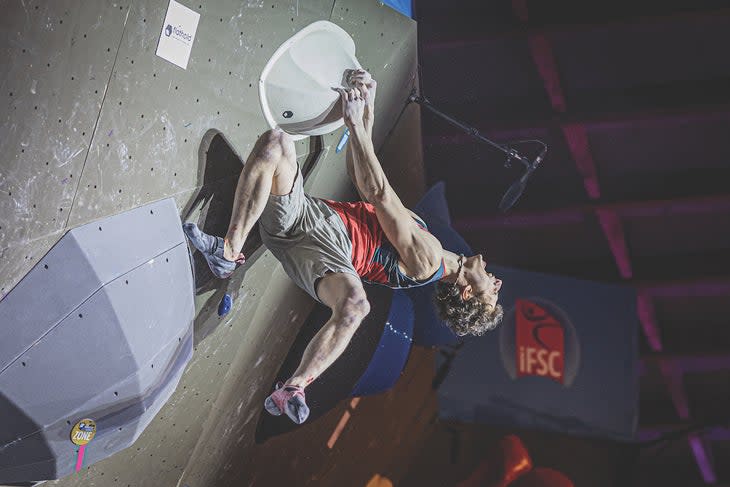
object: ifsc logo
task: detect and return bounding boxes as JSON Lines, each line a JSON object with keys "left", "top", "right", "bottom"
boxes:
{"left": 498, "top": 298, "right": 581, "bottom": 387}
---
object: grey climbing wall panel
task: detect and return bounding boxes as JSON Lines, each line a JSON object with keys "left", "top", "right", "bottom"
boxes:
{"left": 0, "top": 198, "right": 194, "bottom": 482}
{"left": 0, "top": 0, "right": 130, "bottom": 296}
{"left": 67, "top": 0, "right": 335, "bottom": 228}
{"left": 0, "top": 0, "right": 419, "bottom": 485}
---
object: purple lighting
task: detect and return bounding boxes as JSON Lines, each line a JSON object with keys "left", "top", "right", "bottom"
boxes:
{"left": 689, "top": 434, "right": 717, "bottom": 483}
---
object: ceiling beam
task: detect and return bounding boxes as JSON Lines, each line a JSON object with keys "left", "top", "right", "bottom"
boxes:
{"left": 562, "top": 123, "right": 600, "bottom": 198}
{"left": 690, "top": 434, "right": 718, "bottom": 483}
{"left": 637, "top": 290, "right": 662, "bottom": 351}
{"left": 510, "top": 3, "right": 714, "bottom": 479}
{"left": 423, "top": 103, "right": 730, "bottom": 146}
{"left": 653, "top": 359, "right": 717, "bottom": 482}
{"left": 595, "top": 208, "right": 631, "bottom": 279}
{"left": 642, "top": 352, "right": 730, "bottom": 374}
{"left": 658, "top": 357, "right": 690, "bottom": 418}
{"left": 453, "top": 194, "right": 730, "bottom": 231}
{"left": 639, "top": 424, "right": 730, "bottom": 442}
{"left": 527, "top": 32, "right": 566, "bottom": 112}
{"left": 514, "top": 1, "right": 624, "bottom": 282}
{"left": 642, "top": 354, "right": 720, "bottom": 482}
{"left": 517, "top": 2, "right": 604, "bottom": 207}
{"left": 639, "top": 277, "right": 730, "bottom": 298}
{"left": 421, "top": 7, "right": 730, "bottom": 50}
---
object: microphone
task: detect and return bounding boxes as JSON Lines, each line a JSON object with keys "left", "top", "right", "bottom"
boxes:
{"left": 533, "top": 146, "right": 547, "bottom": 168}
{"left": 498, "top": 147, "right": 547, "bottom": 212}
{"left": 499, "top": 172, "right": 529, "bottom": 212}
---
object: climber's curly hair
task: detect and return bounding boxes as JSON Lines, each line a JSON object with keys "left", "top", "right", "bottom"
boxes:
{"left": 433, "top": 280, "right": 504, "bottom": 336}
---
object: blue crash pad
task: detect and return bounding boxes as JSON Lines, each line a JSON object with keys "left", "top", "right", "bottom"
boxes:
{"left": 352, "top": 290, "right": 414, "bottom": 396}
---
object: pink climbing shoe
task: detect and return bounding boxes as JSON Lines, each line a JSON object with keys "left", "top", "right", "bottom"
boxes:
{"left": 264, "top": 382, "right": 310, "bottom": 424}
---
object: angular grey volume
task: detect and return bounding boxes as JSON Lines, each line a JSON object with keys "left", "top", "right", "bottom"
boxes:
{"left": 0, "top": 199, "right": 195, "bottom": 483}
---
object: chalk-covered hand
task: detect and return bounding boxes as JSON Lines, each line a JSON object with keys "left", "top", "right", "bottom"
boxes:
{"left": 347, "top": 68, "right": 377, "bottom": 121}
{"left": 335, "top": 87, "right": 366, "bottom": 129}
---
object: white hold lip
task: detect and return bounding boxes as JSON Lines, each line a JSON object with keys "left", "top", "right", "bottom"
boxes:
{"left": 259, "top": 21, "right": 362, "bottom": 140}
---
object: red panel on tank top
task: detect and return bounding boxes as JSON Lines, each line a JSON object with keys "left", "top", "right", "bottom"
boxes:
{"left": 321, "top": 199, "right": 388, "bottom": 282}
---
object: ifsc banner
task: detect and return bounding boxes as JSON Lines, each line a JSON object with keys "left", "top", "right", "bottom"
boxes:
{"left": 437, "top": 265, "right": 639, "bottom": 441}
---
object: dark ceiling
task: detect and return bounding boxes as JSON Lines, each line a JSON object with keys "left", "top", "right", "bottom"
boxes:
{"left": 414, "top": 1, "right": 730, "bottom": 485}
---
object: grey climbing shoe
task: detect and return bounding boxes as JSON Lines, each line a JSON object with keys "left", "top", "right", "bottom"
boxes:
{"left": 182, "top": 223, "right": 238, "bottom": 279}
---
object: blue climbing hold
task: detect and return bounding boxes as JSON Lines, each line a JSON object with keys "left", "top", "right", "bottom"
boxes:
{"left": 336, "top": 128, "right": 350, "bottom": 153}
{"left": 217, "top": 294, "right": 232, "bottom": 316}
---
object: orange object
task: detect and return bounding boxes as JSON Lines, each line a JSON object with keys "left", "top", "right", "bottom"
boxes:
{"left": 510, "top": 467, "right": 574, "bottom": 487}
{"left": 326, "top": 411, "right": 352, "bottom": 449}
{"left": 365, "top": 473, "right": 394, "bottom": 487}
{"left": 456, "top": 435, "right": 533, "bottom": 487}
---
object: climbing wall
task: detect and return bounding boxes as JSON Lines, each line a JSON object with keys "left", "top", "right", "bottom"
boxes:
{"left": 1, "top": 1, "right": 129, "bottom": 299}
{"left": 0, "top": 0, "right": 418, "bottom": 485}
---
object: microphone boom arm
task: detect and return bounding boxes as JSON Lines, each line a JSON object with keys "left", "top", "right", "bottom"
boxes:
{"left": 408, "top": 90, "right": 547, "bottom": 211}
{"left": 409, "top": 91, "right": 535, "bottom": 169}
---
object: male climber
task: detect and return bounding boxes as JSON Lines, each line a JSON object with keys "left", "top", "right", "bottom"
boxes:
{"left": 183, "top": 69, "right": 503, "bottom": 424}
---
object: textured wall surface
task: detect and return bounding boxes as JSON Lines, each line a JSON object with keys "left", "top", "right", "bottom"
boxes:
{"left": 1, "top": 0, "right": 418, "bottom": 485}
